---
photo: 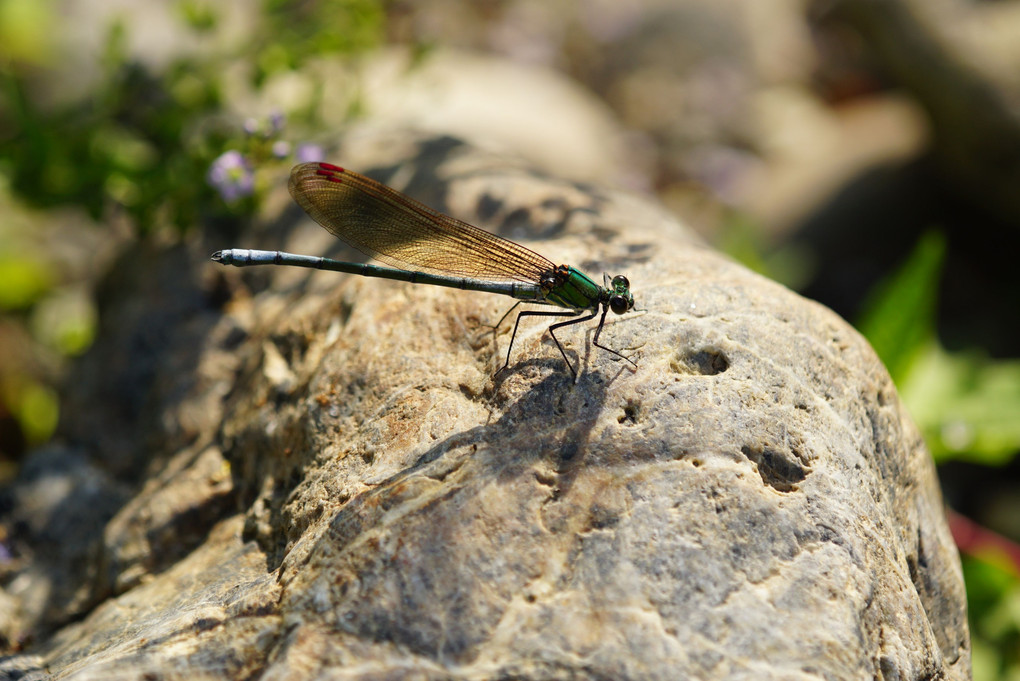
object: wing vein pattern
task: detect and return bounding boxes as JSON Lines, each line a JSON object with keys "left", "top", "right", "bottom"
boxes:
{"left": 288, "top": 163, "right": 556, "bottom": 284}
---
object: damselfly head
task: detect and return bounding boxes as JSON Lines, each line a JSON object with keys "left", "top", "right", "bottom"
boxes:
{"left": 608, "top": 274, "right": 634, "bottom": 314}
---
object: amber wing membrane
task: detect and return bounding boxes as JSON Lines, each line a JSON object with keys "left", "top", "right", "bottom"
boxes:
{"left": 288, "top": 163, "right": 556, "bottom": 284}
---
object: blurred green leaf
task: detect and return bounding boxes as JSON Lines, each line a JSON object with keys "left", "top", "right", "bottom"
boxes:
{"left": 0, "top": 376, "right": 59, "bottom": 447}
{"left": 902, "top": 345, "right": 1020, "bottom": 465}
{"left": 718, "top": 211, "right": 814, "bottom": 291}
{"left": 0, "top": 257, "right": 53, "bottom": 309}
{"left": 718, "top": 212, "right": 769, "bottom": 275}
{"left": 857, "top": 230, "right": 945, "bottom": 382}
{"left": 0, "top": 0, "right": 386, "bottom": 236}
{"left": 29, "top": 290, "right": 97, "bottom": 356}
{"left": 17, "top": 380, "right": 58, "bottom": 443}
{"left": 177, "top": 0, "right": 218, "bottom": 31}
{"left": 853, "top": 229, "right": 1020, "bottom": 464}
{"left": 257, "top": 0, "right": 385, "bottom": 82}
{"left": 90, "top": 126, "right": 159, "bottom": 172}
{"left": 0, "top": 0, "right": 56, "bottom": 66}
{"left": 964, "top": 555, "right": 1020, "bottom": 681}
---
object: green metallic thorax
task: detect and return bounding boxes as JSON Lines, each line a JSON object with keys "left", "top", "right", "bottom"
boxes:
{"left": 543, "top": 265, "right": 603, "bottom": 310}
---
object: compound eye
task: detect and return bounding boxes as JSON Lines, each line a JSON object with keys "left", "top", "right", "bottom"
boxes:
{"left": 612, "top": 275, "right": 630, "bottom": 289}
{"left": 609, "top": 295, "right": 630, "bottom": 314}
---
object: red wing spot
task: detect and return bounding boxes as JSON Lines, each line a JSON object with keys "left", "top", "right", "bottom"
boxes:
{"left": 319, "top": 162, "right": 344, "bottom": 172}
{"left": 314, "top": 167, "right": 345, "bottom": 183}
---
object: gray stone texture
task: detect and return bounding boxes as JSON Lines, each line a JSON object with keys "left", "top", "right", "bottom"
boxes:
{"left": 0, "top": 132, "right": 969, "bottom": 680}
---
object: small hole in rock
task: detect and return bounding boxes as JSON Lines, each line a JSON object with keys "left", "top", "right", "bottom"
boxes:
{"left": 617, "top": 403, "right": 639, "bottom": 424}
{"left": 678, "top": 348, "right": 730, "bottom": 375}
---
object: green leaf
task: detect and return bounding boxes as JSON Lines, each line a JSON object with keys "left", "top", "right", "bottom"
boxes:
{"left": 902, "top": 345, "right": 1020, "bottom": 465}
{"left": 856, "top": 230, "right": 946, "bottom": 382}
{"left": 0, "top": 256, "right": 53, "bottom": 309}
{"left": 963, "top": 555, "right": 1020, "bottom": 681}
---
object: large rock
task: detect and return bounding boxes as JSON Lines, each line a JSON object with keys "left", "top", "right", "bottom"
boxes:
{"left": 0, "top": 132, "right": 969, "bottom": 680}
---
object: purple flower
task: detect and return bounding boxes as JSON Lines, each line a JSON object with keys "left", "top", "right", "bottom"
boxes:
{"left": 268, "top": 111, "right": 285, "bottom": 135}
{"left": 272, "top": 140, "right": 292, "bottom": 159}
{"left": 295, "top": 143, "right": 324, "bottom": 163}
{"left": 207, "top": 150, "right": 255, "bottom": 202}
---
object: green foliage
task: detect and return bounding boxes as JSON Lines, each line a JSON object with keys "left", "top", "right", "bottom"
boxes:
{"left": 177, "top": 0, "right": 218, "bottom": 31}
{"left": 717, "top": 210, "right": 813, "bottom": 291}
{"left": 0, "top": 0, "right": 56, "bottom": 65}
{"left": 1, "top": 21, "right": 227, "bottom": 233}
{"left": 0, "top": 0, "right": 386, "bottom": 235}
{"left": 856, "top": 230, "right": 945, "bottom": 381}
{"left": 853, "top": 231, "right": 1020, "bottom": 466}
{"left": 902, "top": 346, "right": 1020, "bottom": 465}
{"left": 965, "top": 555, "right": 1020, "bottom": 681}
{"left": 258, "top": 0, "right": 385, "bottom": 83}
{"left": 4, "top": 379, "right": 59, "bottom": 446}
{"left": 0, "top": 256, "right": 53, "bottom": 310}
